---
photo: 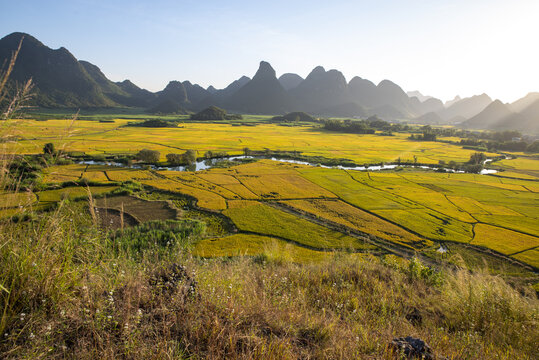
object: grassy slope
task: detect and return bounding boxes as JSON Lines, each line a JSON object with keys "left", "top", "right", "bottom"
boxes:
{"left": 0, "top": 202, "right": 537, "bottom": 359}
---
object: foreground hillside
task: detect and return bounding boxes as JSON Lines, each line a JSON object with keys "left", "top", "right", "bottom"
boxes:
{"left": 0, "top": 200, "right": 537, "bottom": 359}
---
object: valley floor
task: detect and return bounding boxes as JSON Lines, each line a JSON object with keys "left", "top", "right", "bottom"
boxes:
{"left": 1, "top": 118, "right": 538, "bottom": 358}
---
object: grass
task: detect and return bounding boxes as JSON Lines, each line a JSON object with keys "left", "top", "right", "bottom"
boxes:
{"left": 375, "top": 208, "right": 474, "bottom": 242}
{"left": 298, "top": 166, "right": 539, "bottom": 251}
{"left": 1, "top": 40, "right": 538, "bottom": 355}
{"left": 81, "top": 169, "right": 110, "bottom": 182}
{"left": 223, "top": 201, "right": 377, "bottom": 251}
{"left": 298, "top": 167, "right": 412, "bottom": 210}
{"left": 105, "top": 169, "right": 156, "bottom": 182}
{"left": 497, "top": 157, "right": 539, "bottom": 171}
{"left": 1, "top": 201, "right": 537, "bottom": 359}
{"left": 423, "top": 242, "right": 537, "bottom": 277}
{"left": 495, "top": 171, "right": 538, "bottom": 180}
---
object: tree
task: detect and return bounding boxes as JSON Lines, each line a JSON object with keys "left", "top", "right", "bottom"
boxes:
{"left": 166, "top": 153, "right": 183, "bottom": 165}
{"left": 136, "top": 149, "right": 160, "bottom": 163}
{"left": 526, "top": 141, "right": 539, "bottom": 153}
{"left": 43, "top": 143, "right": 55, "bottom": 155}
{"left": 184, "top": 149, "right": 197, "bottom": 164}
{"left": 468, "top": 152, "right": 486, "bottom": 165}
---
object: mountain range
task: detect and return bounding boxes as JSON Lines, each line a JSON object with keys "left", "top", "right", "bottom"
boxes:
{"left": 1, "top": 32, "right": 538, "bottom": 133}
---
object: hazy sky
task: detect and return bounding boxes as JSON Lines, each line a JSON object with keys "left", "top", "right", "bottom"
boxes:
{"left": 2, "top": 0, "right": 538, "bottom": 102}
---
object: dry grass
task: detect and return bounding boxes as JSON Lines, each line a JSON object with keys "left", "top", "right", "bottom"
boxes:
{"left": 1, "top": 208, "right": 537, "bottom": 359}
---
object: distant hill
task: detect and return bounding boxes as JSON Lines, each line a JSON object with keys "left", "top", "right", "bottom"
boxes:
{"left": 115, "top": 80, "right": 156, "bottom": 107}
{"left": 155, "top": 81, "right": 188, "bottom": 105}
{"left": 147, "top": 99, "right": 187, "bottom": 115}
{"left": 461, "top": 98, "right": 539, "bottom": 134}
{"left": 219, "top": 76, "right": 251, "bottom": 98}
{"left": 437, "top": 94, "right": 492, "bottom": 122}
{"left": 80, "top": 61, "right": 157, "bottom": 107}
{"left": 406, "top": 91, "right": 432, "bottom": 102}
{"left": 494, "top": 99, "right": 539, "bottom": 134}
{"left": 444, "top": 95, "right": 461, "bottom": 108}
{"left": 412, "top": 111, "right": 444, "bottom": 125}
{"left": 191, "top": 106, "right": 242, "bottom": 120}
{"left": 2, "top": 31, "right": 537, "bottom": 127}
{"left": 225, "top": 61, "right": 294, "bottom": 114}
{"left": 375, "top": 80, "right": 419, "bottom": 118}
{"left": 290, "top": 66, "right": 350, "bottom": 112}
{"left": 278, "top": 73, "right": 304, "bottom": 91}
{"left": 318, "top": 102, "right": 367, "bottom": 118}
{"left": 369, "top": 104, "right": 406, "bottom": 120}
{"left": 271, "top": 112, "right": 315, "bottom": 122}
{"left": 418, "top": 98, "right": 444, "bottom": 114}
{"left": 461, "top": 100, "right": 513, "bottom": 129}
{"left": 510, "top": 92, "right": 539, "bottom": 113}
{"left": 182, "top": 81, "right": 210, "bottom": 108}
{"left": 194, "top": 76, "right": 251, "bottom": 110}
{"left": 348, "top": 77, "right": 379, "bottom": 108}
{"left": 0, "top": 32, "right": 114, "bottom": 107}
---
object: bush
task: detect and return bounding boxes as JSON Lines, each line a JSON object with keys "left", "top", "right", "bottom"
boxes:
{"left": 43, "top": 142, "right": 55, "bottom": 155}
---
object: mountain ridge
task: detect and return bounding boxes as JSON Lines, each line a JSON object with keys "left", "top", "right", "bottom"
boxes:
{"left": 1, "top": 31, "right": 537, "bottom": 132}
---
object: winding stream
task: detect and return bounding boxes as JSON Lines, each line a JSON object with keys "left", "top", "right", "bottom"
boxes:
{"left": 78, "top": 155, "right": 498, "bottom": 174}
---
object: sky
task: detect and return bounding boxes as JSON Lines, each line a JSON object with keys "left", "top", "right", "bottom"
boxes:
{"left": 1, "top": 0, "right": 538, "bottom": 103}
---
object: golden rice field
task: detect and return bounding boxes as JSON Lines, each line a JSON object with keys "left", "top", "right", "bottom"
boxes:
{"left": 37, "top": 186, "right": 119, "bottom": 203}
{"left": 192, "top": 234, "right": 331, "bottom": 262}
{"left": 5, "top": 118, "right": 538, "bottom": 270}
{"left": 27, "top": 157, "right": 539, "bottom": 269}
{"left": 471, "top": 224, "right": 539, "bottom": 255}
{"left": 222, "top": 201, "right": 376, "bottom": 251}
{"left": 0, "top": 191, "right": 37, "bottom": 208}
{"left": 280, "top": 199, "right": 430, "bottom": 249}
{"left": 512, "top": 248, "right": 539, "bottom": 268}
{"left": 6, "top": 119, "right": 500, "bottom": 164}
{"left": 495, "top": 156, "right": 539, "bottom": 179}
